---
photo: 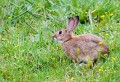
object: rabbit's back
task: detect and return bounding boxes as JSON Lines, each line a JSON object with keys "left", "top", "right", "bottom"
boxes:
{"left": 62, "top": 34, "right": 108, "bottom": 62}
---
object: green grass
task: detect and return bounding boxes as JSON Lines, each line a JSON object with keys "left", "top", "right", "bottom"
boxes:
{"left": 0, "top": 0, "right": 120, "bottom": 82}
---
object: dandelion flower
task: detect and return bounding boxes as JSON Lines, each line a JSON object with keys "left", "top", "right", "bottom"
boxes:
{"left": 70, "top": 77, "right": 75, "bottom": 81}
{"left": 99, "top": 41, "right": 103, "bottom": 45}
{"left": 104, "top": 54, "right": 108, "bottom": 56}
{"left": 86, "top": 55, "right": 90, "bottom": 58}
{"left": 86, "top": 79, "right": 88, "bottom": 82}
{"left": 98, "top": 67, "right": 103, "bottom": 72}
{"left": 109, "top": 13, "right": 113, "bottom": 16}
{"left": 8, "top": 17, "right": 11, "bottom": 19}
{"left": 105, "top": 34, "right": 109, "bottom": 36}
{"left": 87, "top": 60, "right": 92, "bottom": 67}
{"left": 37, "top": 3, "right": 41, "bottom": 7}
{"left": 100, "top": 15, "right": 105, "bottom": 19}
{"left": 58, "top": 44, "right": 62, "bottom": 47}
{"left": 76, "top": 48, "right": 80, "bottom": 55}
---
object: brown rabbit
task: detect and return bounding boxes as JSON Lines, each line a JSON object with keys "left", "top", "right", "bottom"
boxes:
{"left": 52, "top": 16, "right": 109, "bottom": 63}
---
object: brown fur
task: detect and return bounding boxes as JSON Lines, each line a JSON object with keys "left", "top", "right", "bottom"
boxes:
{"left": 52, "top": 16, "right": 109, "bottom": 63}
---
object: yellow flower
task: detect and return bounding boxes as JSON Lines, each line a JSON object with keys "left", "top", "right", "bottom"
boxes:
{"left": 98, "top": 67, "right": 103, "bottom": 72}
{"left": 99, "top": 41, "right": 103, "bottom": 45}
{"left": 58, "top": 44, "right": 62, "bottom": 47}
{"left": 76, "top": 48, "right": 80, "bottom": 55}
{"left": 109, "top": 13, "right": 113, "bottom": 16}
{"left": 37, "top": 3, "right": 41, "bottom": 7}
{"left": 1, "top": 38, "right": 6, "bottom": 41}
{"left": 8, "top": 17, "right": 11, "bottom": 19}
{"left": 100, "top": 15, "right": 105, "bottom": 19}
{"left": 70, "top": 77, "right": 75, "bottom": 81}
{"left": 104, "top": 54, "right": 108, "bottom": 56}
{"left": 105, "top": 34, "right": 109, "bottom": 36}
{"left": 86, "top": 80, "right": 88, "bottom": 82}
{"left": 86, "top": 55, "right": 90, "bottom": 58}
{"left": 87, "top": 60, "right": 92, "bottom": 67}
{"left": 111, "top": 57, "right": 116, "bottom": 61}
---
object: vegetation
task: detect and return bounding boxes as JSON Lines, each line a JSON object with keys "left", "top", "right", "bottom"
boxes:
{"left": 0, "top": 0, "right": 120, "bottom": 82}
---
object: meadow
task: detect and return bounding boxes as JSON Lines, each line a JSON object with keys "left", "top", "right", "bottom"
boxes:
{"left": 0, "top": 0, "right": 120, "bottom": 82}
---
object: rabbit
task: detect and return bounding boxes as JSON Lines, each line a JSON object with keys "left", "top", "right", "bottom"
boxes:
{"left": 52, "top": 16, "right": 109, "bottom": 64}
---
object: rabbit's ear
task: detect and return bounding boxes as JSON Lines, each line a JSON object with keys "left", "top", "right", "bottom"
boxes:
{"left": 67, "top": 16, "right": 79, "bottom": 32}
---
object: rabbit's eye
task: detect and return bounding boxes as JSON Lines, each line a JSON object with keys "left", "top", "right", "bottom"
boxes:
{"left": 59, "top": 31, "right": 62, "bottom": 34}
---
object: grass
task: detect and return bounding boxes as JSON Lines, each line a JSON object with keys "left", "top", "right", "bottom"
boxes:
{"left": 0, "top": 0, "right": 120, "bottom": 82}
